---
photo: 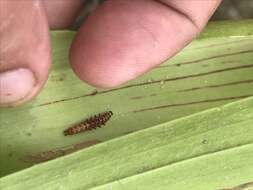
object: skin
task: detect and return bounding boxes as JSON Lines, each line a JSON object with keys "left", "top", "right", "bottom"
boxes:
{"left": 0, "top": 0, "right": 222, "bottom": 107}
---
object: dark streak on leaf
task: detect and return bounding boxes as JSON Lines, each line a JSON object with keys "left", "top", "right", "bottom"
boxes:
{"left": 219, "top": 181, "right": 253, "bottom": 190}
{"left": 159, "top": 49, "right": 253, "bottom": 68}
{"left": 37, "top": 64, "right": 253, "bottom": 107}
{"left": 130, "top": 96, "right": 144, "bottom": 100}
{"left": 130, "top": 93, "right": 157, "bottom": 100}
{"left": 178, "top": 79, "right": 253, "bottom": 92}
{"left": 133, "top": 95, "right": 252, "bottom": 113}
{"left": 186, "top": 39, "right": 250, "bottom": 51}
{"left": 21, "top": 140, "right": 101, "bottom": 164}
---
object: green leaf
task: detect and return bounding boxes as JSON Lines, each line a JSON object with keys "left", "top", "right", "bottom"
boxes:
{"left": 1, "top": 97, "right": 253, "bottom": 190}
{"left": 0, "top": 19, "right": 253, "bottom": 178}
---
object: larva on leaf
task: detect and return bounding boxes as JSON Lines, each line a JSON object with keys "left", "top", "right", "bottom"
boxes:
{"left": 64, "top": 111, "right": 113, "bottom": 136}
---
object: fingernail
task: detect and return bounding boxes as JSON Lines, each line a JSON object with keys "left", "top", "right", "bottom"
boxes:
{"left": 0, "top": 68, "right": 36, "bottom": 105}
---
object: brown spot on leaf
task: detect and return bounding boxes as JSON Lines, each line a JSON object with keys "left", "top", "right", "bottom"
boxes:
{"left": 26, "top": 132, "right": 32, "bottom": 136}
{"left": 50, "top": 74, "right": 66, "bottom": 82}
{"left": 89, "top": 90, "right": 98, "bottom": 96}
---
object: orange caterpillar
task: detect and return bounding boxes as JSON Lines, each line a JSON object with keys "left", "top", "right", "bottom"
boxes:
{"left": 64, "top": 111, "right": 113, "bottom": 136}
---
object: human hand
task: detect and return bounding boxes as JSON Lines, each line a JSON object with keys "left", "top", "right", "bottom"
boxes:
{"left": 0, "top": 0, "right": 221, "bottom": 106}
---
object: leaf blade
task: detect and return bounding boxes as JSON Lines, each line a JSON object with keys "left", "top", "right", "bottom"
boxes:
{"left": 1, "top": 97, "right": 253, "bottom": 190}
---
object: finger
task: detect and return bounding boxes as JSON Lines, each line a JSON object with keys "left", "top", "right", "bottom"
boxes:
{"left": 0, "top": 0, "right": 50, "bottom": 106}
{"left": 70, "top": 0, "right": 221, "bottom": 88}
{"left": 43, "top": 0, "right": 85, "bottom": 29}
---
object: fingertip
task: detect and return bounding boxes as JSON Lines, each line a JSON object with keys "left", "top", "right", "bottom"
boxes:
{"left": 70, "top": 0, "right": 158, "bottom": 88}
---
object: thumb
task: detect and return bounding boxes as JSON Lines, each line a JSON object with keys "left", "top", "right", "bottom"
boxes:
{"left": 0, "top": 0, "right": 51, "bottom": 106}
{"left": 70, "top": 0, "right": 221, "bottom": 87}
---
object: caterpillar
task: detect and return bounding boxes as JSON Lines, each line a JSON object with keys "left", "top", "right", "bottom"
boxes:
{"left": 64, "top": 111, "right": 113, "bottom": 136}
